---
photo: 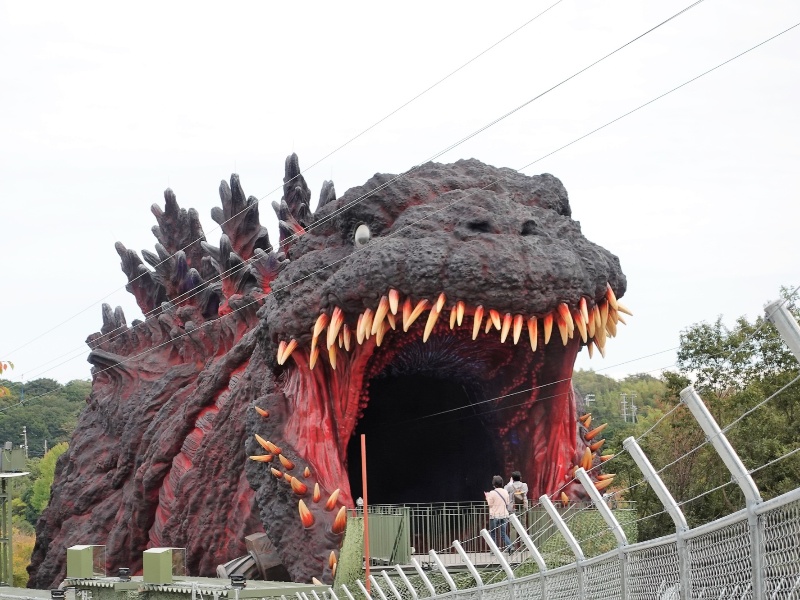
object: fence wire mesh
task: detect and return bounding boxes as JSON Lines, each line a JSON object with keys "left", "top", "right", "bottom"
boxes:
{"left": 583, "top": 555, "right": 623, "bottom": 600}
{"left": 762, "top": 497, "right": 800, "bottom": 599}
{"left": 625, "top": 540, "right": 681, "bottom": 600}
{"left": 687, "top": 516, "right": 752, "bottom": 599}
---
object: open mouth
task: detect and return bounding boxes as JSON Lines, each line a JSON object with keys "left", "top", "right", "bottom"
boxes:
{"left": 265, "top": 285, "right": 627, "bottom": 509}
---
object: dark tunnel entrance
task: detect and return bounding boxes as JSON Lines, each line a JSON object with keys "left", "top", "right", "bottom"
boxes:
{"left": 346, "top": 375, "right": 502, "bottom": 505}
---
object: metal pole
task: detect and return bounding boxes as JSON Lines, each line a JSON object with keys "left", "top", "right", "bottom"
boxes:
{"left": 623, "top": 437, "right": 690, "bottom": 600}
{"left": 765, "top": 299, "right": 800, "bottom": 363}
{"left": 340, "top": 585, "right": 356, "bottom": 600}
{"left": 381, "top": 570, "right": 404, "bottom": 600}
{"left": 428, "top": 550, "right": 457, "bottom": 592}
{"left": 576, "top": 468, "right": 627, "bottom": 600}
{"left": 368, "top": 575, "right": 388, "bottom": 600}
{"left": 361, "top": 434, "right": 371, "bottom": 591}
{"left": 411, "top": 558, "right": 436, "bottom": 597}
{"left": 508, "top": 514, "right": 547, "bottom": 600}
{"left": 394, "top": 565, "right": 419, "bottom": 600}
{"left": 679, "top": 386, "right": 764, "bottom": 600}
{"left": 479, "top": 529, "right": 515, "bottom": 580}
{"left": 540, "top": 495, "right": 584, "bottom": 599}
{"left": 452, "top": 540, "right": 483, "bottom": 587}
{"left": 355, "top": 580, "right": 373, "bottom": 600}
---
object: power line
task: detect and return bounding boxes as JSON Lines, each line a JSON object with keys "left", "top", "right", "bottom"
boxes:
{"left": 5, "top": 0, "right": 709, "bottom": 374}
{"left": 0, "top": 0, "right": 568, "bottom": 363}
{"left": 5, "top": 18, "right": 798, "bottom": 414}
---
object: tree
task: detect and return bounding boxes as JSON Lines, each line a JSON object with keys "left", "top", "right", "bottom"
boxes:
{"left": 28, "top": 442, "right": 69, "bottom": 523}
{"left": 0, "top": 361, "right": 13, "bottom": 397}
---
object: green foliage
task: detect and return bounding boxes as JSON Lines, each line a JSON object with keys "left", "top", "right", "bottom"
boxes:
{"left": 574, "top": 286, "right": 800, "bottom": 542}
{"left": 13, "top": 528, "right": 35, "bottom": 587}
{"left": 0, "top": 378, "right": 89, "bottom": 456}
{"left": 28, "top": 442, "right": 68, "bottom": 523}
{"left": 333, "top": 516, "right": 364, "bottom": 596}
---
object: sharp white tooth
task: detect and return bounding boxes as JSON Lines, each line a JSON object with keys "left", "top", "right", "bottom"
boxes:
{"left": 389, "top": 289, "right": 400, "bottom": 315}
{"left": 375, "top": 320, "right": 388, "bottom": 346}
{"left": 313, "top": 313, "right": 329, "bottom": 339}
{"left": 587, "top": 305, "right": 596, "bottom": 338}
{"left": 406, "top": 299, "right": 429, "bottom": 331}
{"left": 543, "top": 314, "right": 553, "bottom": 344}
{"left": 338, "top": 332, "right": 343, "bottom": 348}
{"left": 402, "top": 298, "right": 413, "bottom": 331}
{"left": 283, "top": 339, "right": 298, "bottom": 364}
{"left": 309, "top": 347, "right": 319, "bottom": 369}
{"left": 600, "top": 301, "right": 609, "bottom": 329}
{"left": 580, "top": 297, "right": 589, "bottom": 324}
{"left": 587, "top": 341, "right": 594, "bottom": 359}
{"left": 574, "top": 310, "right": 587, "bottom": 343}
{"left": 423, "top": 306, "right": 440, "bottom": 342}
{"left": 372, "top": 296, "right": 389, "bottom": 335}
{"left": 356, "top": 313, "right": 365, "bottom": 345}
{"left": 617, "top": 314, "right": 627, "bottom": 325}
{"left": 386, "top": 312, "right": 397, "bottom": 330}
{"left": 500, "top": 313, "right": 512, "bottom": 343}
{"left": 485, "top": 318, "right": 493, "bottom": 333}
{"left": 327, "top": 307, "right": 344, "bottom": 349}
{"left": 449, "top": 308, "right": 457, "bottom": 329}
{"left": 456, "top": 301, "right": 465, "bottom": 326}
{"left": 489, "top": 309, "right": 501, "bottom": 330}
{"left": 527, "top": 317, "right": 538, "bottom": 352}
{"left": 343, "top": 325, "right": 352, "bottom": 351}
{"left": 557, "top": 315, "right": 568, "bottom": 345}
{"left": 557, "top": 303, "right": 574, "bottom": 334}
{"left": 513, "top": 315, "right": 523, "bottom": 345}
{"left": 617, "top": 302, "right": 633, "bottom": 316}
{"left": 277, "top": 340, "right": 287, "bottom": 365}
{"left": 472, "top": 306, "right": 484, "bottom": 340}
{"left": 363, "top": 308, "right": 374, "bottom": 340}
{"left": 606, "top": 283, "right": 618, "bottom": 310}
{"left": 436, "top": 293, "right": 446, "bottom": 313}
{"left": 328, "top": 345, "right": 337, "bottom": 370}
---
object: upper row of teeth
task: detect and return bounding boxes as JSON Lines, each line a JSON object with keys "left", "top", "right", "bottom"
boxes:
{"left": 276, "top": 283, "right": 631, "bottom": 369}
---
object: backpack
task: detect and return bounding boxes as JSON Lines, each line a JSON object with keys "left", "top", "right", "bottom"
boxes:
{"left": 510, "top": 483, "right": 527, "bottom": 512}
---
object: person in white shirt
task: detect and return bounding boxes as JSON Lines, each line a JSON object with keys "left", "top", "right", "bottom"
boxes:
{"left": 484, "top": 475, "right": 512, "bottom": 552}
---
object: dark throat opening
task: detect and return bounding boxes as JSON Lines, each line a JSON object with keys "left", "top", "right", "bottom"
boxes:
{"left": 346, "top": 374, "right": 502, "bottom": 505}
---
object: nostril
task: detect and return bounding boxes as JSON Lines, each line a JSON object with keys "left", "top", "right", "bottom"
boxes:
{"left": 521, "top": 220, "right": 538, "bottom": 236}
{"left": 467, "top": 220, "right": 492, "bottom": 233}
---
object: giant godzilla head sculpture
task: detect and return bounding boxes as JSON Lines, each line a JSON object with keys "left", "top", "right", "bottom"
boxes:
{"left": 28, "top": 156, "right": 627, "bottom": 588}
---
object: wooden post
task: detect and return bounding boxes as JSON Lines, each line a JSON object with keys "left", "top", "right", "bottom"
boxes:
{"left": 361, "top": 434, "right": 371, "bottom": 591}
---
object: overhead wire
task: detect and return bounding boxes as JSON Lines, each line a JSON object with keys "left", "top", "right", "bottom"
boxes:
{"left": 5, "top": 0, "right": 709, "bottom": 374}
{"left": 4, "top": 19, "right": 799, "bottom": 515}
{"left": 0, "top": 0, "right": 569, "bottom": 362}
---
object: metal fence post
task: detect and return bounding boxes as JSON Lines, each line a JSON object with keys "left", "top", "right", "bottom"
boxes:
{"left": 429, "top": 550, "right": 457, "bottom": 592}
{"left": 765, "top": 299, "right": 800, "bottom": 363}
{"left": 369, "top": 576, "right": 389, "bottom": 600}
{"left": 381, "top": 570, "right": 405, "bottom": 600}
{"left": 508, "top": 513, "right": 548, "bottom": 600}
{"left": 480, "top": 528, "right": 516, "bottom": 580}
{"left": 576, "top": 468, "right": 629, "bottom": 599}
{"left": 680, "top": 386, "right": 764, "bottom": 600}
{"left": 623, "top": 437, "right": 691, "bottom": 600}
{"left": 340, "top": 585, "right": 357, "bottom": 600}
{"left": 395, "top": 565, "right": 420, "bottom": 600}
{"left": 452, "top": 540, "right": 483, "bottom": 588}
{"left": 540, "top": 495, "right": 585, "bottom": 599}
{"left": 411, "top": 557, "right": 437, "bottom": 597}
{"left": 356, "top": 580, "right": 374, "bottom": 600}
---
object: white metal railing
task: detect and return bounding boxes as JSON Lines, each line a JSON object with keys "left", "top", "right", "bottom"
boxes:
{"left": 332, "top": 300, "right": 800, "bottom": 600}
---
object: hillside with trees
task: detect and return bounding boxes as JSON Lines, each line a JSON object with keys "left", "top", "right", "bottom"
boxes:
{"left": 573, "top": 287, "right": 800, "bottom": 541}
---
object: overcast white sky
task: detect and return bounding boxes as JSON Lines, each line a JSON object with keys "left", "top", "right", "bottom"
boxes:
{"left": 1, "top": 1, "right": 798, "bottom": 386}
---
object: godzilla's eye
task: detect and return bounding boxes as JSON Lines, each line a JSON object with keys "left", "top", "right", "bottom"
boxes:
{"left": 354, "top": 223, "right": 371, "bottom": 247}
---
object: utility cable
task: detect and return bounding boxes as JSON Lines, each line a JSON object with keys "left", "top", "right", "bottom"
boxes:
{"left": 1, "top": 0, "right": 707, "bottom": 366}
{"left": 5, "top": 20, "right": 798, "bottom": 421}
{"left": 0, "top": 0, "right": 569, "bottom": 361}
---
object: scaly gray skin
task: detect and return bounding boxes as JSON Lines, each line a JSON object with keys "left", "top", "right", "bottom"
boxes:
{"left": 29, "top": 155, "right": 626, "bottom": 589}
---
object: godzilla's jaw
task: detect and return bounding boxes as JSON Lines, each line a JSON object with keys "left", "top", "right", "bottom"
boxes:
{"left": 274, "top": 289, "right": 628, "bottom": 506}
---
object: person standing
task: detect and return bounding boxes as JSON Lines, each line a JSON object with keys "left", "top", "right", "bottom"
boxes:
{"left": 484, "top": 475, "right": 512, "bottom": 552}
{"left": 505, "top": 471, "right": 529, "bottom": 549}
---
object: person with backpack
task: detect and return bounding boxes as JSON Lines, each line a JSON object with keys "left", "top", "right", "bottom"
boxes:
{"left": 505, "top": 471, "right": 529, "bottom": 549}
